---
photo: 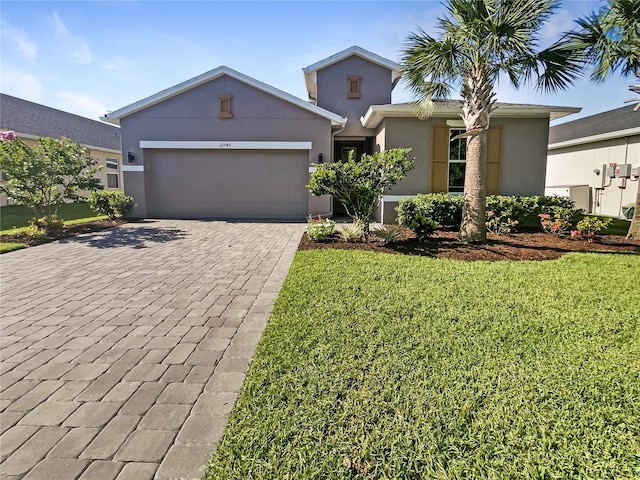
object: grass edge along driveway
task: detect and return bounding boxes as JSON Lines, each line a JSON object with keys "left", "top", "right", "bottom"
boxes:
{"left": 207, "top": 249, "right": 640, "bottom": 479}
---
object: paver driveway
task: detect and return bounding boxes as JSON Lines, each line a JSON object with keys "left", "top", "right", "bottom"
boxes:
{"left": 0, "top": 220, "right": 304, "bottom": 480}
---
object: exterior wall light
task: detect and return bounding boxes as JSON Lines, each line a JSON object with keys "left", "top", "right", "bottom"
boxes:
{"left": 318, "top": 153, "right": 323, "bottom": 163}
{"left": 127, "top": 152, "right": 135, "bottom": 163}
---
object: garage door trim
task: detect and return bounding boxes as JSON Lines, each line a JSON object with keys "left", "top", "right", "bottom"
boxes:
{"left": 140, "top": 140, "right": 312, "bottom": 150}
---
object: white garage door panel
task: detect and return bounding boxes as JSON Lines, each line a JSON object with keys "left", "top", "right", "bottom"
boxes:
{"left": 148, "top": 150, "right": 308, "bottom": 219}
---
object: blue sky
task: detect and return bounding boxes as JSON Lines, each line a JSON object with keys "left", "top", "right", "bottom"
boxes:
{"left": 1, "top": 0, "right": 634, "bottom": 125}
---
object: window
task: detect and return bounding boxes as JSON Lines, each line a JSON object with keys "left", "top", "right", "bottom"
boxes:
{"left": 106, "top": 158, "right": 118, "bottom": 169}
{"left": 218, "top": 94, "right": 233, "bottom": 118}
{"left": 448, "top": 129, "right": 467, "bottom": 193}
{"left": 107, "top": 173, "right": 119, "bottom": 188}
{"left": 347, "top": 76, "right": 361, "bottom": 99}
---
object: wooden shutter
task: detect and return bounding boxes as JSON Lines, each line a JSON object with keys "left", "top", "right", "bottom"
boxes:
{"left": 486, "top": 126, "right": 502, "bottom": 195}
{"left": 431, "top": 125, "right": 449, "bottom": 193}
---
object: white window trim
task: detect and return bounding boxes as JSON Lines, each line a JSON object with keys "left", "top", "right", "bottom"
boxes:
{"left": 448, "top": 128, "right": 467, "bottom": 194}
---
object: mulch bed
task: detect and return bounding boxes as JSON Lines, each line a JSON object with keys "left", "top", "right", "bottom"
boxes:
{"left": 1, "top": 219, "right": 126, "bottom": 247}
{"left": 298, "top": 228, "right": 640, "bottom": 261}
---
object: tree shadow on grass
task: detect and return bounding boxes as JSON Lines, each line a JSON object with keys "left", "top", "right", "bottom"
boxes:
{"left": 60, "top": 220, "right": 188, "bottom": 249}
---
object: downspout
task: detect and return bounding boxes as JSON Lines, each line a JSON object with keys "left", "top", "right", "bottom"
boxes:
{"left": 619, "top": 136, "right": 630, "bottom": 217}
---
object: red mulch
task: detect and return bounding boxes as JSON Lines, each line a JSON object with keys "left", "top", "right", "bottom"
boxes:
{"left": 1, "top": 219, "right": 125, "bottom": 247}
{"left": 298, "top": 228, "right": 640, "bottom": 261}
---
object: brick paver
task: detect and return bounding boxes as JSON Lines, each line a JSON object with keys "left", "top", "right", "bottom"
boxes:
{"left": 0, "top": 220, "right": 303, "bottom": 479}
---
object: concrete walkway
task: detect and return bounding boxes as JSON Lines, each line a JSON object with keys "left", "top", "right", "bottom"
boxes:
{"left": 0, "top": 220, "right": 304, "bottom": 480}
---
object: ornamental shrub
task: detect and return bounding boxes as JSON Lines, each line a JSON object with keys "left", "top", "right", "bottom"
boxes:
{"left": 26, "top": 215, "right": 64, "bottom": 238}
{"left": 539, "top": 206, "right": 583, "bottom": 234}
{"left": 397, "top": 194, "right": 463, "bottom": 229}
{"left": 373, "top": 224, "right": 404, "bottom": 245}
{"left": 339, "top": 224, "right": 361, "bottom": 243}
{"left": 307, "top": 148, "right": 413, "bottom": 239}
{"left": 485, "top": 211, "right": 519, "bottom": 235}
{"left": 88, "top": 190, "right": 136, "bottom": 220}
{"left": 306, "top": 215, "right": 335, "bottom": 242}
{"left": 573, "top": 216, "right": 612, "bottom": 243}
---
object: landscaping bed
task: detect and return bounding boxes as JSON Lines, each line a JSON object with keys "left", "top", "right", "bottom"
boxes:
{"left": 0, "top": 219, "right": 125, "bottom": 248}
{"left": 299, "top": 228, "right": 640, "bottom": 261}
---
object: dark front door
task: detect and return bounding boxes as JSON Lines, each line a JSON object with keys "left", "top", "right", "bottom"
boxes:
{"left": 336, "top": 141, "right": 365, "bottom": 162}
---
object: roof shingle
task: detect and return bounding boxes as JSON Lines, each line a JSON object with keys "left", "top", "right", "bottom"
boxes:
{"left": 549, "top": 104, "right": 640, "bottom": 144}
{"left": 0, "top": 93, "right": 121, "bottom": 151}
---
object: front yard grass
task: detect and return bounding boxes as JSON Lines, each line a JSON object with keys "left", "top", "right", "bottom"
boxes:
{"left": 0, "top": 202, "right": 105, "bottom": 233}
{"left": 207, "top": 250, "right": 640, "bottom": 479}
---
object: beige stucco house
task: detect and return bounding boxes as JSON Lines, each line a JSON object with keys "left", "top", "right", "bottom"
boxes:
{"left": 546, "top": 104, "right": 640, "bottom": 217}
{"left": 0, "top": 93, "right": 122, "bottom": 206}
{"left": 103, "top": 46, "right": 580, "bottom": 222}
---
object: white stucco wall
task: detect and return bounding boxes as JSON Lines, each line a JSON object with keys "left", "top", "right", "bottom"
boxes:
{"left": 546, "top": 134, "right": 639, "bottom": 217}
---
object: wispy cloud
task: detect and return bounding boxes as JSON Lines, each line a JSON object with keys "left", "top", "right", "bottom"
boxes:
{"left": 55, "top": 91, "right": 108, "bottom": 120}
{"left": 1, "top": 69, "right": 43, "bottom": 100}
{"left": 51, "top": 12, "right": 93, "bottom": 64}
{"left": 1, "top": 21, "right": 37, "bottom": 62}
{"left": 103, "top": 55, "right": 130, "bottom": 71}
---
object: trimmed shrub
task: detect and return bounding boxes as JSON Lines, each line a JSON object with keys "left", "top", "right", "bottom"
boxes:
{"left": 398, "top": 194, "right": 579, "bottom": 237}
{"left": 88, "top": 191, "right": 136, "bottom": 220}
{"left": 397, "top": 194, "right": 463, "bottom": 229}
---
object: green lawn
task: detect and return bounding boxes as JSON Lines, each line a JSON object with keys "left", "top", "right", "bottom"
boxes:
{"left": 207, "top": 250, "right": 640, "bottom": 479}
{"left": 0, "top": 203, "right": 106, "bottom": 233}
{"left": 0, "top": 242, "right": 27, "bottom": 253}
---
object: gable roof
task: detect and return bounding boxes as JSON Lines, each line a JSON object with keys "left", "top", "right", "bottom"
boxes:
{"left": 361, "top": 101, "right": 581, "bottom": 128}
{"left": 104, "top": 66, "right": 346, "bottom": 127}
{"left": 302, "top": 46, "right": 402, "bottom": 101}
{"left": 0, "top": 93, "right": 121, "bottom": 152}
{"left": 548, "top": 104, "right": 640, "bottom": 149}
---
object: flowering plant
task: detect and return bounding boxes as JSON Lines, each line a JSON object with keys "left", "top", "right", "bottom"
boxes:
{"left": 538, "top": 207, "right": 581, "bottom": 234}
{"left": 0, "top": 131, "right": 16, "bottom": 141}
{"left": 572, "top": 216, "right": 612, "bottom": 243}
{"left": 486, "top": 211, "right": 519, "bottom": 235}
{"left": 306, "top": 214, "right": 336, "bottom": 242}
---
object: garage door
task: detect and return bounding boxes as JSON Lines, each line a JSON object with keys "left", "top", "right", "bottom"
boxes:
{"left": 147, "top": 149, "right": 309, "bottom": 219}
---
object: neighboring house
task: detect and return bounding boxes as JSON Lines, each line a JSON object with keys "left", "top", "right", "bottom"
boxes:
{"left": 0, "top": 93, "right": 122, "bottom": 206}
{"left": 547, "top": 104, "right": 640, "bottom": 217}
{"left": 104, "top": 46, "right": 579, "bottom": 221}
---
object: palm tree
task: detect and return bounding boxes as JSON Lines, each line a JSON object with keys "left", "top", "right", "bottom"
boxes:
{"left": 402, "top": 0, "right": 581, "bottom": 243}
{"left": 566, "top": 0, "right": 640, "bottom": 239}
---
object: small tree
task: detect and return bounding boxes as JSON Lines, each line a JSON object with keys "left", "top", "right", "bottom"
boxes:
{"left": 307, "top": 148, "right": 414, "bottom": 239}
{"left": 0, "top": 133, "right": 103, "bottom": 219}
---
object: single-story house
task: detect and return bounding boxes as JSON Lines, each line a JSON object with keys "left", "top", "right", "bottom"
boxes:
{"left": 104, "top": 46, "right": 579, "bottom": 222}
{"left": 0, "top": 93, "right": 123, "bottom": 206}
{"left": 546, "top": 104, "right": 640, "bottom": 217}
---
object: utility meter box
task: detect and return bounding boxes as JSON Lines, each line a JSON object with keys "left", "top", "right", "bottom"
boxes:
{"left": 614, "top": 163, "right": 632, "bottom": 178}
{"left": 592, "top": 163, "right": 607, "bottom": 188}
{"left": 606, "top": 163, "right": 617, "bottom": 178}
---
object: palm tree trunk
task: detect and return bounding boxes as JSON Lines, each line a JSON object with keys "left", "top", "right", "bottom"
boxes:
{"left": 627, "top": 182, "right": 640, "bottom": 239}
{"left": 460, "top": 130, "right": 487, "bottom": 243}
{"left": 459, "top": 67, "right": 493, "bottom": 243}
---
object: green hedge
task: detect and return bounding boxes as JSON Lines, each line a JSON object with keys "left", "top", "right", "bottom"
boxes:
{"left": 396, "top": 194, "right": 577, "bottom": 233}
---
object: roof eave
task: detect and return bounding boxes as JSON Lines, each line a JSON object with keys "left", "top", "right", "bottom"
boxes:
{"left": 549, "top": 126, "right": 640, "bottom": 150}
{"left": 361, "top": 105, "right": 582, "bottom": 128}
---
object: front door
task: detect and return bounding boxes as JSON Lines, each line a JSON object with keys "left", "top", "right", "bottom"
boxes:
{"left": 336, "top": 141, "right": 364, "bottom": 162}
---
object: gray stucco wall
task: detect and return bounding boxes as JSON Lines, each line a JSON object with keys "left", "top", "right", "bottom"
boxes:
{"left": 316, "top": 56, "right": 393, "bottom": 138}
{"left": 119, "top": 75, "right": 333, "bottom": 217}
{"left": 377, "top": 116, "right": 552, "bottom": 222}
